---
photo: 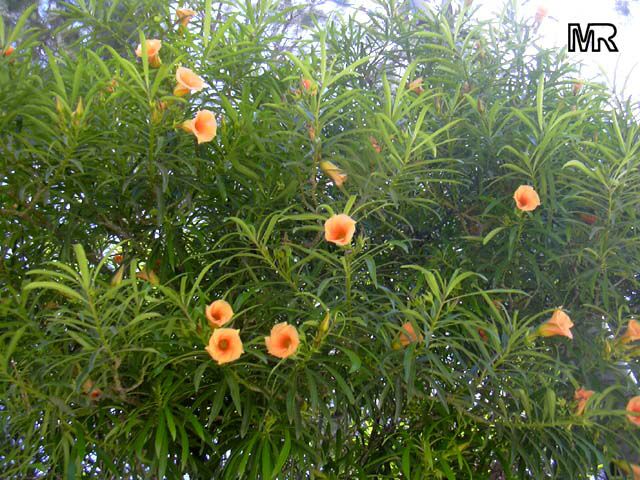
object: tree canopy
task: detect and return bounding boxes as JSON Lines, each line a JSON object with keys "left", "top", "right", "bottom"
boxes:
{"left": 1, "top": 0, "right": 640, "bottom": 478}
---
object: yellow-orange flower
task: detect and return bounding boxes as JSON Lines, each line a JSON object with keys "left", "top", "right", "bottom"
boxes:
{"left": 579, "top": 212, "right": 597, "bottom": 225}
{"left": 535, "top": 6, "right": 548, "bottom": 24}
{"left": 574, "top": 388, "right": 595, "bottom": 415}
{"left": 265, "top": 322, "right": 300, "bottom": 359}
{"left": 631, "top": 464, "right": 640, "bottom": 480}
{"left": 399, "top": 321, "right": 424, "bottom": 347}
{"left": 320, "top": 160, "right": 347, "bottom": 187}
{"left": 174, "top": 66, "right": 204, "bottom": 96}
{"left": 82, "top": 379, "right": 103, "bottom": 400}
{"left": 572, "top": 81, "right": 584, "bottom": 96}
{"left": 478, "top": 328, "right": 488, "bottom": 342}
{"left": 176, "top": 8, "right": 196, "bottom": 27}
{"left": 3, "top": 45, "right": 14, "bottom": 56}
{"left": 408, "top": 77, "right": 425, "bottom": 94}
{"left": 135, "top": 39, "right": 162, "bottom": 67}
{"left": 627, "top": 396, "right": 640, "bottom": 426}
{"left": 205, "top": 299, "right": 234, "bottom": 328}
{"left": 324, "top": 214, "right": 356, "bottom": 246}
{"left": 105, "top": 78, "right": 118, "bottom": 93}
{"left": 369, "top": 136, "right": 382, "bottom": 153}
{"left": 182, "top": 110, "right": 217, "bottom": 144}
{"left": 300, "top": 77, "right": 317, "bottom": 95}
{"left": 205, "top": 328, "right": 243, "bottom": 365}
{"left": 537, "top": 309, "right": 574, "bottom": 339}
{"left": 513, "top": 185, "right": 541, "bottom": 212}
{"left": 621, "top": 319, "right": 640, "bottom": 344}
{"left": 136, "top": 268, "right": 159, "bottom": 285}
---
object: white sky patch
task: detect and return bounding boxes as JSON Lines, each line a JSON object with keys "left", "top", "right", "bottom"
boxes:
{"left": 476, "top": 0, "right": 640, "bottom": 100}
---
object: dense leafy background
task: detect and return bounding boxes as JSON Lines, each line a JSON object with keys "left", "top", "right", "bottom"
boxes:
{"left": 1, "top": 0, "right": 640, "bottom": 478}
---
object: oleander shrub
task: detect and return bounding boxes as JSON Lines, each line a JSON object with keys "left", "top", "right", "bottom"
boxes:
{"left": 1, "top": 0, "right": 640, "bottom": 478}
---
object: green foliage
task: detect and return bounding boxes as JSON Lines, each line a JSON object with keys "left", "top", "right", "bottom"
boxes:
{"left": 1, "top": 0, "right": 639, "bottom": 478}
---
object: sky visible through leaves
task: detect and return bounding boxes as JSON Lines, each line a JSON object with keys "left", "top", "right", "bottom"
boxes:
{"left": 327, "top": 0, "right": 640, "bottom": 101}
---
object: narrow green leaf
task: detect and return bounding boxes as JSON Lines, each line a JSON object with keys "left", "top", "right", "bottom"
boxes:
{"left": 365, "top": 257, "right": 377, "bottom": 288}
{"left": 24, "top": 281, "right": 85, "bottom": 303}
{"left": 6, "top": 4, "right": 37, "bottom": 45}
{"left": 271, "top": 430, "right": 291, "bottom": 478}
{"left": 3, "top": 325, "right": 27, "bottom": 372}
{"left": 483, "top": 227, "right": 505, "bottom": 245}
{"left": 164, "top": 407, "right": 177, "bottom": 441}
{"left": 203, "top": 0, "right": 212, "bottom": 46}
{"left": 343, "top": 195, "right": 357, "bottom": 216}
{"left": 402, "top": 446, "right": 411, "bottom": 479}
{"left": 536, "top": 74, "right": 545, "bottom": 130}
{"left": 226, "top": 374, "right": 242, "bottom": 415}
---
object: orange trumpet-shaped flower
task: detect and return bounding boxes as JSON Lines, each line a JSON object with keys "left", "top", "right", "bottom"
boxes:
{"left": 369, "top": 136, "right": 382, "bottom": 153}
{"left": 105, "top": 78, "right": 118, "bottom": 93}
{"left": 579, "top": 212, "right": 597, "bottom": 225}
{"left": 135, "top": 39, "right": 162, "bottom": 67}
{"left": 176, "top": 8, "right": 196, "bottom": 27}
{"left": 320, "top": 160, "right": 347, "bottom": 187}
{"left": 535, "top": 6, "right": 548, "bottom": 24}
{"left": 620, "top": 319, "right": 640, "bottom": 344}
{"left": 478, "top": 328, "right": 489, "bottom": 342}
{"left": 3, "top": 45, "right": 15, "bottom": 56}
{"left": 631, "top": 464, "right": 640, "bottom": 480}
{"left": 407, "top": 77, "right": 425, "bottom": 94}
{"left": 627, "top": 396, "right": 640, "bottom": 426}
{"left": 205, "top": 299, "right": 234, "bottom": 328}
{"left": 136, "top": 268, "right": 159, "bottom": 285}
{"left": 399, "top": 322, "right": 424, "bottom": 347}
{"left": 574, "top": 388, "right": 595, "bottom": 415}
{"left": 89, "top": 388, "right": 102, "bottom": 400}
{"left": 324, "top": 214, "right": 356, "bottom": 246}
{"left": 82, "top": 379, "right": 103, "bottom": 401}
{"left": 265, "top": 322, "right": 300, "bottom": 359}
{"left": 300, "top": 77, "right": 317, "bottom": 95}
{"left": 182, "top": 109, "right": 217, "bottom": 144}
{"left": 537, "top": 309, "right": 574, "bottom": 339}
{"left": 205, "top": 328, "right": 243, "bottom": 365}
{"left": 572, "top": 81, "right": 584, "bottom": 96}
{"left": 513, "top": 185, "right": 541, "bottom": 212}
{"left": 174, "top": 67, "right": 204, "bottom": 96}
